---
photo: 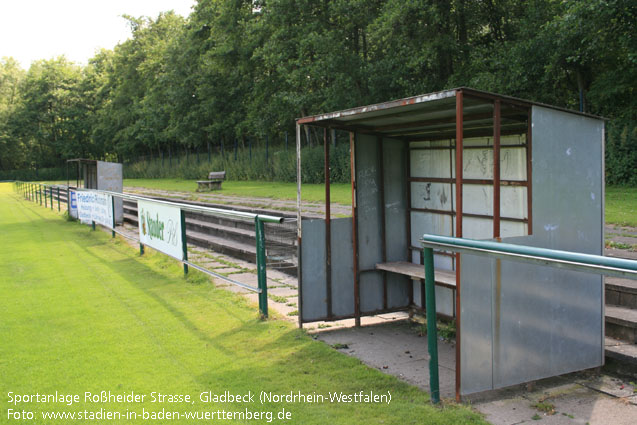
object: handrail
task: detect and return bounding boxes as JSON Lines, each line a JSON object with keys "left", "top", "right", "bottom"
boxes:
{"left": 72, "top": 187, "right": 285, "bottom": 224}
{"left": 421, "top": 234, "right": 637, "bottom": 279}
{"left": 419, "top": 234, "right": 637, "bottom": 404}
{"left": 13, "top": 181, "right": 285, "bottom": 317}
{"left": 14, "top": 182, "right": 285, "bottom": 223}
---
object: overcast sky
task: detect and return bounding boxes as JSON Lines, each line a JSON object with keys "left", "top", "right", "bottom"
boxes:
{"left": 0, "top": 0, "right": 196, "bottom": 69}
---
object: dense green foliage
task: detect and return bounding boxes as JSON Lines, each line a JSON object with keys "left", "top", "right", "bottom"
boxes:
{"left": 0, "top": 0, "right": 635, "bottom": 183}
{"left": 124, "top": 144, "right": 350, "bottom": 183}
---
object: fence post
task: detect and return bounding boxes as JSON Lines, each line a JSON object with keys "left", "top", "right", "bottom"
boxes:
{"left": 57, "top": 187, "right": 60, "bottom": 211}
{"left": 424, "top": 247, "right": 440, "bottom": 404}
{"left": 39, "top": 185, "right": 42, "bottom": 206}
{"left": 92, "top": 221, "right": 95, "bottom": 231}
{"left": 181, "top": 209, "right": 188, "bottom": 275}
{"left": 255, "top": 216, "right": 268, "bottom": 318}
{"left": 67, "top": 188, "right": 70, "bottom": 217}
{"left": 45, "top": 186, "right": 48, "bottom": 208}
{"left": 50, "top": 187, "right": 53, "bottom": 209}
{"left": 111, "top": 195, "right": 116, "bottom": 238}
{"left": 140, "top": 243, "right": 144, "bottom": 255}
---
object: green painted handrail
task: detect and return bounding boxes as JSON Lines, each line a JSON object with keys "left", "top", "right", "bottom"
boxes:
{"left": 422, "top": 234, "right": 637, "bottom": 279}
{"left": 421, "top": 234, "right": 637, "bottom": 405}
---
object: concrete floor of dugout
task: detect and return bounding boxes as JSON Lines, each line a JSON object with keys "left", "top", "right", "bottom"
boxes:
{"left": 112, "top": 224, "right": 637, "bottom": 424}
{"left": 311, "top": 320, "right": 637, "bottom": 425}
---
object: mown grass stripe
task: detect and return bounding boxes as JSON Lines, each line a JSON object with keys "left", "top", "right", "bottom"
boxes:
{"left": 1, "top": 183, "right": 486, "bottom": 424}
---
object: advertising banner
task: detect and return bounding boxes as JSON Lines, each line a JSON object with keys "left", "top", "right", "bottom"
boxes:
{"left": 76, "top": 191, "right": 113, "bottom": 229}
{"left": 69, "top": 190, "right": 78, "bottom": 219}
{"left": 137, "top": 200, "right": 183, "bottom": 260}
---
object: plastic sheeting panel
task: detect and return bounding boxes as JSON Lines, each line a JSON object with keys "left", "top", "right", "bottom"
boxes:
{"left": 460, "top": 106, "right": 604, "bottom": 395}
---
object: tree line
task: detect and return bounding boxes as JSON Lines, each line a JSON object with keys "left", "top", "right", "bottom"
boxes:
{"left": 0, "top": 0, "right": 634, "bottom": 184}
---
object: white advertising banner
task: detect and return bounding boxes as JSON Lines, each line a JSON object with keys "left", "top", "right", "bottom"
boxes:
{"left": 76, "top": 191, "right": 113, "bottom": 229}
{"left": 69, "top": 190, "right": 78, "bottom": 218}
{"left": 137, "top": 200, "right": 183, "bottom": 260}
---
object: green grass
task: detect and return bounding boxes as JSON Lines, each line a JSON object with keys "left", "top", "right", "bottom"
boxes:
{"left": 0, "top": 183, "right": 485, "bottom": 424}
{"left": 123, "top": 178, "right": 353, "bottom": 206}
{"left": 606, "top": 186, "right": 637, "bottom": 227}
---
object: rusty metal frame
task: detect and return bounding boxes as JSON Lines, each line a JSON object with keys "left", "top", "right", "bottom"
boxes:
{"left": 410, "top": 144, "right": 528, "bottom": 151}
{"left": 324, "top": 127, "right": 333, "bottom": 318}
{"left": 409, "top": 177, "right": 527, "bottom": 187}
{"left": 350, "top": 131, "right": 361, "bottom": 326}
{"left": 296, "top": 122, "right": 303, "bottom": 327}
{"left": 493, "top": 100, "right": 502, "bottom": 238}
{"left": 409, "top": 207, "right": 527, "bottom": 224}
{"left": 526, "top": 111, "right": 533, "bottom": 235}
{"left": 378, "top": 136, "right": 389, "bottom": 310}
{"left": 455, "top": 89, "right": 464, "bottom": 402}
{"left": 405, "top": 139, "right": 414, "bottom": 307}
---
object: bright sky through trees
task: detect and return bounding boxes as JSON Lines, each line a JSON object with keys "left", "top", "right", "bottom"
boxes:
{"left": 0, "top": 0, "right": 195, "bottom": 69}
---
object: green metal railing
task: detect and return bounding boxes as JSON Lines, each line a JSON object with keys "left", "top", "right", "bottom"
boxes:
{"left": 14, "top": 182, "right": 283, "bottom": 318}
{"left": 421, "top": 234, "right": 637, "bottom": 404}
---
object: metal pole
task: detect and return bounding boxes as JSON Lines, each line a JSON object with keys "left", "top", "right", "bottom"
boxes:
{"left": 424, "top": 247, "right": 440, "bottom": 404}
{"left": 255, "top": 217, "right": 268, "bottom": 318}
{"left": 111, "top": 195, "right": 116, "bottom": 238}
{"left": 181, "top": 209, "right": 188, "bottom": 275}
{"left": 422, "top": 234, "right": 637, "bottom": 279}
{"left": 296, "top": 123, "right": 303, "bottom": 327}
{"left": 324, "top": 128, "right": 332, "bottom": 318}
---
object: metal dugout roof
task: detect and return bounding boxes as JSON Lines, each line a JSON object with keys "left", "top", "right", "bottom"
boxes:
{"left": 296, "top": 87, "right": 602, "bottom": 140}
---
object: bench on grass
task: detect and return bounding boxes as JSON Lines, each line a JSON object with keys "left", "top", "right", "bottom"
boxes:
{"left": 196, "top": 171, "right": 226, "bottom": 191}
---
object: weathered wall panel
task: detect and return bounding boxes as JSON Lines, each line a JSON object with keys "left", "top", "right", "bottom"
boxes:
{"left": 96, "top": 161, "right": 123, "bottom": 223}
{"left": 356, "top": 134, "right": 385, "bottom": 313}
{"left": 383, "top": 138, "right": 410, "bottom": 309}
{"left": 460, "top": 106, "right": 604, "bottom": 395}
{"left": 300, "top": 219, "right": 327, "bottom": 321}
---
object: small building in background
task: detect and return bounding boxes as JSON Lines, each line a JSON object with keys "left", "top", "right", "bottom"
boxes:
{"left": 67, "top": 159, "right": 123, "bottom": 223}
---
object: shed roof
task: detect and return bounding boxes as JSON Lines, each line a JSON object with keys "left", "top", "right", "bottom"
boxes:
{"left": 297, "top": 87, "right": 603, "bottom": 141}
